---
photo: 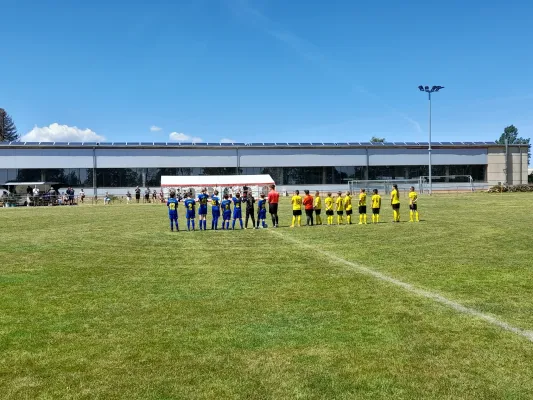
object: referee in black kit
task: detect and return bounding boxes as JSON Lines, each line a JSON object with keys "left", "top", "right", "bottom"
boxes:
{"left": 243, "top": 189, "right": 256, "bottom": 229}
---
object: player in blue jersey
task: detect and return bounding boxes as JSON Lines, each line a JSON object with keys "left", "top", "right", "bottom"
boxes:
{"left": 232, "top": 192, "right": 244, "bottom": 229}
{"left": 166, "top": 190, "right": 179, "bottom": 232}
{"left": 197, "top": 188, "right": 209, "bottom": 231}
{"left": 256, "top": 193, "right": 268, "bottom": 228}
{"left": 211, "top": 190, "right": 221, "bottom": 230}
{"left": 221, "top": 194, "right": 232, "bottom": 230}
{"left": 183, "top": 192, "right": 196, "bottom": 231}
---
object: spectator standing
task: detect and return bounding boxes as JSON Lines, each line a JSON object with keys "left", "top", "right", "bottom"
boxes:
{"left": 144, "top": 188, "right": 150, "bottom": 203}
{"left": 135, "top": 186, "right": 141, "bottom": 203}
{"left": 80, "top": 189, "right": 85, "bottom": 203}
{"left": 126, "top": 190, "right": 132, "bottom": 204}
{"left": 152, "top": 189, "right": 157, "bottom": 202}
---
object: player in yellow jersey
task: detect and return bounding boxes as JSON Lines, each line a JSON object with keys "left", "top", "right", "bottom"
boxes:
{"left": 358, "top": 189, "right": 368, "bottom": 224}
{"left": 344, "top": 191, "right": 353, "bottom": 224}
{"left": 335, "top": 191, "right": 344, "bottom": 224}
{"left": 391, "top": 184, "right": 400, "bottom": 222}
{"left": 290, "top": 190, "right": 302, "bottom": 227}
{"left": 324, "top": 192, "right": 334, "bottom": 225}
{"left": 314, "top": 191, "right": 322, "bottom": 225}
{"left": 409, "top": 186, "right": 419, "bottom": 222}
{"left": 371, "top": 189, "right": 382, "bottom": 223}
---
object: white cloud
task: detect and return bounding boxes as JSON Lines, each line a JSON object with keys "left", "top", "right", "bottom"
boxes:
{"left": 169, "top": 132, "right": 203, "bottom": 143}
{"left": 150, "top": 125, "right": 162, "bottom": 132}
{"left": 20, "top": 123, "right": 105, "bottom": 142}
{"left": 220, "top": 138, "right": 236, "bottom": 143}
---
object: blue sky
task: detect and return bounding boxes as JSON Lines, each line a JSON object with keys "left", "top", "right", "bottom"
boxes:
{"left": 1, "top": 0, "right": 532, "bottom": 144}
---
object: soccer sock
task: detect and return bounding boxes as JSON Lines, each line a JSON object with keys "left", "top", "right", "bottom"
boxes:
{"left": 187, "top": 219, "right": 190, "bottom": 230}
{"left": 410, "top": 211, "right": 414, "bottom": 222}
{"left": 262, "top": 220, "right": 266, "bottom": 228}
{"left": 291, "top": 216, "right": 296, "bottom": 226}
{"left": 415, "top": 211, "right": 419, "bottom": 222}
{"left": 297, "top": 216, "right": 301, "bottom": 226}
{"left": 226, "top": 221, "right": 229, "bottom": 230}
{"left": 397, "top": 212, "right": 400, "bottom": 222}
{"left": 393, "top": 210, "right": 397, "bottom": 222}
{"left": 377, "top": 214, "right": 380, "bottom": 223}
{"left": 359, "top": 214, "right": 363, "bottom": 224}
{"left": 317, "top": 215, "right": 321, "bottom": 225}
{"left": 272, "top": 215, "right": 276, "bottom": 225}
{"left": 372, "top": 214, "right": 375, "bottom": 223}
{"left": 170, "top": 220, "right": 173, "bottom": 231}
{"left": 192, "top": 220, "right": 195, "bottom": 230}
{"left": 364, "top": 214, "right": 367, "bottom": 224}
{"left": 175, "top": 219, "right": 179, "bottom": 231}
{"left": 232, "top": 220, "right": 236, "bottom": 229}
{"left": 239, "top": 219, "right": 243, "bottom": 229}
{"left": 275, "top": 215, "right": 279, "bottom": 226}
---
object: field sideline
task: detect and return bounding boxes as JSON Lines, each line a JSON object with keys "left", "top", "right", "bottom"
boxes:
{"left": 1, "top": 193, "right": 533, "bottom": 399}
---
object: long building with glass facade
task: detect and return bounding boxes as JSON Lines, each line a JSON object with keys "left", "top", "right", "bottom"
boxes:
{"left": 0, "top": 141, "right": 528, "bottom": 192}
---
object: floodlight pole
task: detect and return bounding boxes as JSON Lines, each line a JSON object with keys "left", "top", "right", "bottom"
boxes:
{"left": 428, "top": 91, "right": 432, "bottom": 196}
{"left": 419, "top": 85, "right": 444, "bottom": 195}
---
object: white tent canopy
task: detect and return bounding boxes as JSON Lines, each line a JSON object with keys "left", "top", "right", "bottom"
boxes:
{"left": 160, "top": 174, "right": 275, "bottom": 197}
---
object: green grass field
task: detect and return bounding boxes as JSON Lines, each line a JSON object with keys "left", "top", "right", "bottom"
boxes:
{"left": 2, "top": 193, "right": 533, "bottom": 399}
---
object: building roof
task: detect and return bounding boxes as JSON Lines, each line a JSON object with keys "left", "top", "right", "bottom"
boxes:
{"left": 0, "top": 141, "right": 525, "bottom": 149}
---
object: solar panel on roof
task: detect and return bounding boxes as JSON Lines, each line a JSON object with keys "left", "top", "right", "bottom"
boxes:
{"left": 113, "top": 142, "right": 127, "bottom": 145}
{"left": 53, "top": 142, "right": 69, "bottom": 145}
{"left": 38, "top": 142, "right": 54, "bottom": 145}
{"left": 233, "top": 142, "right": 245, "bottom": 146}
{"left": 263, "top": 143, "right": 275, "bottom": 146}
{"left": 153, "top": 142, "right": 167, "bottom": 145}
{"left": 220, "top": 142, "right": 233, "bottom": 146}
{"left": 166, "top": 142, "right": 180, "bottom": 145}
{"left": 82, "top": 142, "right": 97, "bottom": 145}
{"left": 323, "top": 142, "right": 336, "bottom": 145}
{"left": 250, "top": 143, "right": 263, "bottom": 146}
{"left": 310, "top": 142, "right": 323, "bottom": 145}
{"left": 360, "top": 142, "right": 372, "bottom": 145}
{"left": 405, "top": 142, "right": 418, "bottom": 145}
{"left": 195, "top": 143, "right": 208, "bottom": 146}
{"left": 451, "top": 141, "right": 464, "bottom": 145}
{"left": 299, "top": 142, "right": 312, "bottom": 146}
{"left": 418, "top": 142, "right": 429, "bottom": 145}
{"left": 440, "top": 142, "right": 453, "bottom": 145}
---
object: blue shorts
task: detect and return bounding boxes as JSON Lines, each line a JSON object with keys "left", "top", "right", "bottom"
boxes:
{"left": 258, "top": 209, "right": 267, "bottom": 219}
{"left": 168, "top": 212, "right": 178, "bottom": 220}
{"left": 212, "top": 209, "right": 220, "bottom": 218}
{"left": 233, "top": 209, "right": 242, "bottom": 219}
{"left": 186, "top": 211, "right": 196, "bottom": 219}
{"left": 223, "top": 211, "right": 231, "bottom": 220}
{"left": 198, "top": 205, "right": 208, "bottom": 215}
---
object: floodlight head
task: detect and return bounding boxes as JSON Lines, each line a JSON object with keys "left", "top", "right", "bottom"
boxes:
{"left": 435, "top": 85, "right": 444, "bottom": 91}
{"left": 431, "top": 85, "right": 438, "bottom": 92}
{"left": 418, "top": 85, "right": 424, "bottom": 91}
{"left": 424, "top": 86, "right": 429, "bottom": 91}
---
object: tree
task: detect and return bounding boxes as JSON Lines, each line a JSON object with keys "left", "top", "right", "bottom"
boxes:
{"left": 370, "top": 136, "right": 385, "bottom": 143}
{"left": 0, "top": 108, "right": 19, "bottom": 142}
{"left": 496, "top": 125, "right": 530, "bottom": 163}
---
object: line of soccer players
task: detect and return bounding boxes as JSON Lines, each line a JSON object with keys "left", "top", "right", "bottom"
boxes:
{"left": 166, "top": 185, "right": 419, "bottom": 232}
{"left": 290, "top": 184, "right": 419, "bottom": 227}
{"left": 166, "top": 188, "right": 269, "bottom": 232}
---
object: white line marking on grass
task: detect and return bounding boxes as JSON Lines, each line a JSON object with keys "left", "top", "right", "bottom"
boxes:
{"left": 269, "top": 230, "right": 533, "bottom": 343}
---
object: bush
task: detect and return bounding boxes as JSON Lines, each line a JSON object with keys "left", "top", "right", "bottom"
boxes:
{"left": 488, "top": 184, "right": 533, "bottom": 193}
